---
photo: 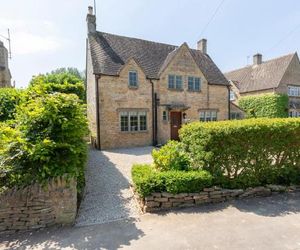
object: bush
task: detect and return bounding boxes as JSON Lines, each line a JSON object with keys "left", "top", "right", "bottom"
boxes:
{"left": 1, "top": 93, "right": 88, "bottom": 191}
{"left": 152, "top": 141, "right": 190, "bottom": 171}
{"left": 239, "top": 93, "right": 288, "bottom": 118}
{"left": 0, "top": 88, "right": 24, "bottom": 122}
{"left": 132, "top": 164, "right": 213, "bottom": 197}
{"left": 29, "top": 72, "right": 85, "bottom": 101}
{"left": 180, "top": 118, "right": 300, "bottom": 188}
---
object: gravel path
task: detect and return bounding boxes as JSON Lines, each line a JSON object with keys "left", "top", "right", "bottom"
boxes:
{"left": 75, "top": 146, "right": 153, "bottom": 226}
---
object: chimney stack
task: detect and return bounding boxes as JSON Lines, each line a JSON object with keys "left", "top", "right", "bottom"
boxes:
{"left": 86, "top": 6, "right": 96, "bottom": 34}
{"left": 197, "top": 39, "right": 207, "bottom": 54}
{"left": 253, "top": 53, "right": 262, "bottom": 65}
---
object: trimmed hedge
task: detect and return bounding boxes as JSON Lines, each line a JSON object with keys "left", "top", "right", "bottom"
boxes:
{"left": 180, "top": 118, "right": 300, "bottom": 188}
{"left": 238, "top": 93, "right": 288, "bottom": 118}
{"left": 132, "top": 164, "right": 213, "bottom": 197}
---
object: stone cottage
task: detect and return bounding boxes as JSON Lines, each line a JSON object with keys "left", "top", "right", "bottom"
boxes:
{"left": 225, "top": 52, "right": 300, "bottom": 118}
{"left": 86, "top": 6, "right": 229, "bottom": 149}
{"left": 0, "top": 40, "right": 11, "bottom": 87}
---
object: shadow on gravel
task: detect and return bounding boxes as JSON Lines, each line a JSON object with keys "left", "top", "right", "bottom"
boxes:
{"left": 105, "top": 146, "right": 154, "bottom": 156}
{"left": 0, "top": 218, "right": 144, "bottom": 250}
{"left": 155, "top": 192, "right": 300, "bottom": 218}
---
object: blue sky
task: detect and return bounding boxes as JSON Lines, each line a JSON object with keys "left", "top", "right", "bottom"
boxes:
{"left": 1, "top": 0, "right": 300, "bottom": 88}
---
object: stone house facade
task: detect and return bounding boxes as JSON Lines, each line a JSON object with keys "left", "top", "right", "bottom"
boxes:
{"left": 86, "top": 7, "right": 229, "bottom": 149}
{"left": 0, "top": 40, "right": 11, "bottom": 88}
{"left": 225, "top": 52, "right": 300, "bottom": 118}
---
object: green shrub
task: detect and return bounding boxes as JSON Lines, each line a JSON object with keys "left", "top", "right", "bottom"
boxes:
{"left": 132, "top": 164, "right": 213, "bottom": 197}
{"left": 239, "top": 93, "right": 288, "bottom": 118}
{"left": 1, "top": 93, "right": 88, "bottom": 191}
{"left": 180, "top": 118, "right": 300, "bottom": 188}
{"left": 152, "top": 141, "right": 190, "bottom": 171}
{"left": 0, "top": 88, "right": 24, "bottom": 122}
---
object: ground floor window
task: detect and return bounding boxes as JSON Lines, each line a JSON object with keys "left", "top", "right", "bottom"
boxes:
{"left": 230, "top": 112, "right": 242, "bottom": 120}
{"left": 199, "top": 111, "right": 217, "bottom": 122}
{"left": 162, "top": 110, "right": 168, "bottom": 121}
{"left": 289, "top": 110, "right": 300, "bottom": 117}
{"left": 120, "top": 111, "right": 147, "bottom": 132}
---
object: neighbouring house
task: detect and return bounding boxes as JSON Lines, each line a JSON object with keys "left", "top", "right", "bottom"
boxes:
{"left": 225, "top": 52, "right": 300, "bottom": 118}
{"left": 85, "top": 6, "right": 229, "bottom": 149}
{"left": 0, "top": 40, "right": 11, "bottom": 88}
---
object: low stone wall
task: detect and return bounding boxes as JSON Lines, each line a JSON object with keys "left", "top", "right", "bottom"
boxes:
{"left": 0, "top": 176, "right": 77, "bottom": 234}
{"left": 137, "top": 185, "right": 299, "bottom": 212}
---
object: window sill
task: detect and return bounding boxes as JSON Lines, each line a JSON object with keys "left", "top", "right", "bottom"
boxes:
{"left": 120, "top": 130, "right": 149, "bottom": 134}
{"left": 187, "top": 89, "right": 201, "bottom": 93}
{"left": 168, "top": 88, "right": 183, "bottom": 92}
{"left": 128, "top": 85, "right": 138, "bottom": 89}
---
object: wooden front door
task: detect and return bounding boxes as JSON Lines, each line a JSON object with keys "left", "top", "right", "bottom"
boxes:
{"left": 170, "top": 112, "right": 182, "bottom": 140}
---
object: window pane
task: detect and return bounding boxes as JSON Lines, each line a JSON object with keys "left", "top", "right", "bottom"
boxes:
{"left": 176, "top": 76, "right": 182, "bottom": 89}
{"left": 200, "top": 111, "right": 205, "bottom": 122}
{"left": 168, "top": 75, "right": 175, "bottom": 89}
{"left": 211, "top": 111, "right": 217, "bottom": 121}
{"left": 206, "top": 112, "right": 211, "bottom": 122}
{"left": 195, "top": 78, "right": 201, "bottom": 91}
{"left": 230, "top": 91, "right": 235, "bottom": 101}
{"left": 139, "top": 114, "right": 147, "bottom": 131}
{"left": 129, "top": 71, "right": 137, "bottom": 87}
{"left": 163, "top": 111, "right": 167, "bottom": 121}
{"left": 188, "top": 77, "right": 194, "bottom": 90}
{"left": 130, "top": 114, "right": 138, "bottom": 131}
{"left": 120, "top": 115, "right": 129, "bottom": 131}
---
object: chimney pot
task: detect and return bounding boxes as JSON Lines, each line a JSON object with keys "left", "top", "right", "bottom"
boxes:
{"left": 197, "top": 39, "right": 207, "bottom": 54}
{"left": 253, "top": 53, "right": 262, "bottom": 65}
{"left": 88, "top": 6, "right": 93, "bottom": 15}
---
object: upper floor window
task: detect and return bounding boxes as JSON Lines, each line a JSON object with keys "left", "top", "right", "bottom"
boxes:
{"left": 120, "top": 111, "right": 147, "bottom": 132}
{"left": 129, "top": 71, "right": 138, "bottom": 87}
{"left": 200, "top": 111, "right": 217, "bottom": 122}
{"left": 288, "top": 86, "right": 300, "bottom": 97}
{"left": 168, "top": 75, "right": 182, "bottom": 90}
{"left": 230, "top": 91, "right": 235, "bottom": 101}
{"left": 188, "top": 77, "right": 201, "bottom": 91}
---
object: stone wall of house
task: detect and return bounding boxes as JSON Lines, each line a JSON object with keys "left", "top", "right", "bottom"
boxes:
{"left": 86, "top": 42, "right": 97, "bottom": 145}
{"left": 0, "top": 176, "right": 77, "bottom": 234}
{"left": 137, "top": 185, "right": 299, "bottom": 212}
{"left": 156, "top": 44, "right": 229, "bottom": 144}
{"left": 98, "top": 59, "right": 153, "bottom": 149}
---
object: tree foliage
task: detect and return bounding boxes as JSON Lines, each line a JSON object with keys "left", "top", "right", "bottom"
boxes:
{"left": 0, "top": 88, "right": 24, "bottom": 122}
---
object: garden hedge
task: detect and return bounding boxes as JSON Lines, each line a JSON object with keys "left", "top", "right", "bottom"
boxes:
{"left": 132, "top": 164, "right": 213, "bottom": 197}
{"left": 238, "top": 93, "right": 288, "bottom": 118}
{"left": 180, "top": 118, "right": 300, "bottom": 188}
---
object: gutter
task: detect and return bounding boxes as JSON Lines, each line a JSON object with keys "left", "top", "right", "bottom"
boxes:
{"left": 95, "top": 74, "right": 101, "bottom": 150}
{"left": 228, "top": 85, "right": 231, "bottom": 120}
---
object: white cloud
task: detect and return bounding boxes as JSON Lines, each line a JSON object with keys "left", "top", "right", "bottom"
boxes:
{"left": 0, "top": 18, "right": 69, "bottom": 55}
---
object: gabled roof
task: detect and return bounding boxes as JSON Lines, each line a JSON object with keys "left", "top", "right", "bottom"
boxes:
{"left": 224, "top": 53, "right": 297, "bottom": 93}
{"left": 89, "top": 31, "right": 228, "bottom": 85}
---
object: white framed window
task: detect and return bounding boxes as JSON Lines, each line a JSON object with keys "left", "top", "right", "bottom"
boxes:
{"left": 162, "top": 111, "right": 168, "bottom": 121}
{"left": 188, "top": 76, "right": 201, "bottom": 91}
{"left": 199, "top": 111, "right": 218, "bottom": 122}
{"left": 289, "top": 110, "right": 300, "bottom": 118}
{"left": 230, "top": 112, "right": 241, "bottom": 120}
{"left": 230, "top": 91, "right": 235, "bottom": 101}
{"left": 168, "top": 75, "right": 182, "bottom": 90}
{"left": 288, "top": 86, "right": 300, "bottom": 97}
{"left": 129, "top": 71, "right": 138, "bottom": 87}
{"left": 120, "top": 111, "right": 147, "bottom": 132}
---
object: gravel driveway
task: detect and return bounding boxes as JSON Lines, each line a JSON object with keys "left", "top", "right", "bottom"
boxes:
{"left": 75, "top": 146, "right": 153, "bottom": 226}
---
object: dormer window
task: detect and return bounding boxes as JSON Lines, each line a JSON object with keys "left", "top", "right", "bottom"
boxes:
{"left": 129, "top": 71, "right": 138, "bottom": 87}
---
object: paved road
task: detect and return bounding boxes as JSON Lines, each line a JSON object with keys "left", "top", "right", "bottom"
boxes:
{"left": 75, "top": 147, "right": 153, "bottom": 226}
{"left": 1, "top": 192, "right": 300, "bottom": 250}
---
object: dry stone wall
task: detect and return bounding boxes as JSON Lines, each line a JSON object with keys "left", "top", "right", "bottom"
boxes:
{"left": 137, "top": 185, "right": 299, "bottom": 212}
{"left": 0, "top": 176, "right": 77, "bottom": 234}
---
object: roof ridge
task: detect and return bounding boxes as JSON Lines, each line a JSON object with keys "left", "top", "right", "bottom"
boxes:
{"left": 225, "top": 52, "right": 295, "bottom": 75}
{"left": 97, "top": 31, "right": 178, "bottom": 48}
